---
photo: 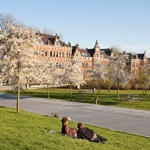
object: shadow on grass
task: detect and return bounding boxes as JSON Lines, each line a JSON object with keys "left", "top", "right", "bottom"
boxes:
{"left": 100, "top": 101, "right": 120, "bottom": 105}
{"left": 0, "top": 106, "right": 6, "bottom": 108}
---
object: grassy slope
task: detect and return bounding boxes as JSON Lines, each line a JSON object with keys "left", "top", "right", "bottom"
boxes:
{"left": 0, "top": 107, "right": 149, "bottom": 150}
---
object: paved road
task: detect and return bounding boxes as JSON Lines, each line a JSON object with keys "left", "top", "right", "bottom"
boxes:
{"left": 0, "top": 93, "right": 150, "bottom": 137}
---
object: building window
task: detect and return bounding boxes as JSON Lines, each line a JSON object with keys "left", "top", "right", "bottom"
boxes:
{"left": 62, "top": 52, "right": 64, "bottom": 58}
{"left": 50, "top": 51, "right": 52, "bottom": 57}
{"left": 42, "top": 50, "right": 45, "bottom": 56}
{"left": 56, "top": 51, "right": 58, "bottom": 57}
{"left": 56, "top": 62, "right": 59, "bottom": 67}
{"left": 45, "top": 51, "right": 47, "bottom": 56}
{"left": 53, "top": 51, "right": 55, "bottom": 57}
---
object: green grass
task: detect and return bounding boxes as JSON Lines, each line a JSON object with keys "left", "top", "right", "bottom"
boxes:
{"left": 0, "top": 106, "right": 150, "bottom": 150}
{"left": 4, "top": 88, "right": 150, "bottom": 110}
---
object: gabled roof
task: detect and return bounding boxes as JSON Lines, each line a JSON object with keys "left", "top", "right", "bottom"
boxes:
{"left": 72, "top": 46, "right": 112, "bottom": 58}
{"left": 129, "top": 53, "right": 136, "bottom": 59}
{"left": 128, "top": 53, "right": 145, "bottom": 60}
{"left": 101, "top": 48, "right": 111, "bottom": 56}
{"left": 40, "top": 33, "right": 69, "bottom": 47}
{"left": 86, "top": 48, "right": 95, "bottom": 57}
{"left": 138, "top": 54, "right": 144, "bottom": 60}
{"left": 80, "top": 49, "right": 91, "bottom": 57}
{"left": 41, "top": 33, "right": 54, "bottom": 45}
{"left": 72, "top": 45, "right": 93, "bottom": 57}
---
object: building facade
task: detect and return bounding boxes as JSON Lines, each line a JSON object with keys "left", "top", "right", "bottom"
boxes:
{"left": 37, "top": 33, "right": 148, "bottom": 79}
{"left": 36, "top": 33, "right": 72, "bottom": 63}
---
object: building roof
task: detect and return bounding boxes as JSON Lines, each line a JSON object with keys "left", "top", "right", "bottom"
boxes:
{"left": 101, "top": 48, "right": 111, "bottom": 56}
{"left": 80, "top": 49, "right": 91, "bottom": 57}
{"left": 128, "top": 53, "right": 145, "bottom": 60}
{"left": 41, "top": 33, "right": 54, "bottom": 45}
{"left": 72, "top": 46, "right": 76, "bottom": 55}
{"left": 86, "top": 48, "right": 95, "bottom": 57}
{"left": 40, "top": 33, "right": 69, "bottom": 47}
{"left": 138, "top": 54, "right": 144, "bottom": 60}
{"left": 129, "top": 53, "right": 137, "bottom": 59}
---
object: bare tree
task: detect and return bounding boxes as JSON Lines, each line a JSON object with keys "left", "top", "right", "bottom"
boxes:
{"left": 42, "top": 28, "right": 63, "bottom": 40}
{"left": 0, "top": 22, "right": 41, "bottom": 113}
{"left": 42, "top": 27, "right": 56, "bottom": 35}
{"left": 0, "top": 13, "right": 23, "bottom": 34}
{"left": 110, "top": 46, "right": 123, "bottom": 56}
{"left": 57, "top": 32, "right": 64, "bottom": 41}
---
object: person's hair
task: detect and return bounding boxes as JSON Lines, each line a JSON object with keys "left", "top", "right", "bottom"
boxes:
{"left": 61, "top": 117, "right": 68, "bottom": 125}
{"left": 78, "top": 123, "right": 84, "bottom": 129}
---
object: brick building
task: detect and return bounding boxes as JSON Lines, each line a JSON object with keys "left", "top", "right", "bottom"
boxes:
{"left": 37, "top": 33, "right": 148, "bottom": 79}
{"left": 124, "top": 51, "right": 148, "bottom": 75}
{"left": 36, "top": 33, "right": 72, "bottom": 63}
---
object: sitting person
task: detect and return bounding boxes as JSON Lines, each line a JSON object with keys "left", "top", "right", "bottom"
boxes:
{"left": 77, "top": 123, "right": 107, "bottom": 143}
{"left": 61, "top": 117, "right": 77, "bottom": 138}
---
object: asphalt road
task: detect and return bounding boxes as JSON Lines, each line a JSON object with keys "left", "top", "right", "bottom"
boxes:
{"left": 0, "top": 93, "right": 150, "bottom": 137}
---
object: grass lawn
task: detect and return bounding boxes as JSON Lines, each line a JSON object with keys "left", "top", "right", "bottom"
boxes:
{"left": 0, "top": 106, "right": 150, "bottom": 150}
{"left": 5, "top": 88, "right": 150, "bottom": 110}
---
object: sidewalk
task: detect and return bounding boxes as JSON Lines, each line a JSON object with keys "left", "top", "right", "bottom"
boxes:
{"left": 0, "top": 93, "right": 150, "bottom": 137}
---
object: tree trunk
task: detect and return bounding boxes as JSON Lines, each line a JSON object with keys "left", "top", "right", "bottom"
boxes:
{"left": 108, "top": 86, "right": 111, "bottom": 92}
{"left": 117, "top": 79, "right": 120, "bottom": 99}
{"left": 17, "top": 51, "right": 20, "bottom": 113}
{"left": 17, "top": 83, "right": 20, "bottom": 113}
{"left": 98, "top": 80, "right": 101, "bottom": 95}
{"left": 117, "top": 87, "right": 119, "bottom": 99}
{"left": 47, "top": 84, "right": 49, "bottom": 98}
{"left": 70, "top": 82, "right": 72, "bottom": 101}
{"left": 144, "top": 86, "right": 147, "bottom": 95}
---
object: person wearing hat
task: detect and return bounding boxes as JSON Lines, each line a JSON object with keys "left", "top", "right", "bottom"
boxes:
{"left": 61, "top": 117, "right": 77, "bottom": 138}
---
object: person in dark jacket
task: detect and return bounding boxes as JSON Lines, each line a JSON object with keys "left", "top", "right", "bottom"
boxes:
{"left": 77, "top": 123, "right": 107, "bottom": 143}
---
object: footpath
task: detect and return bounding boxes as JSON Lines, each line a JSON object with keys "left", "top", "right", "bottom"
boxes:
{"left": 0, "top": 93, "right": 150, "bottom": 137}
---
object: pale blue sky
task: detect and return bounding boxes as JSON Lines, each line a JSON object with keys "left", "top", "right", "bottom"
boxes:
{"left": 1, "top": 0, "right": 150, "bottom": 56}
